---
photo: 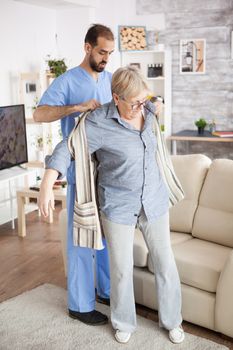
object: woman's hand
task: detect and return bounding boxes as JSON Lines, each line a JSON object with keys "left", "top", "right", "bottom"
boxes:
{"left": 38, "top": 169, "right": 59, "bottom": 217}
{"left": 38, "top": 186, "right": 54, "bottom": 217}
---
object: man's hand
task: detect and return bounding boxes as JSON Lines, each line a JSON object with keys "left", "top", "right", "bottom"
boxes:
{"left": 78, "top": 99, "right": 101, "bottom": 113}
{"left": 33, "top": 99, "right": 101, "bottom": 123}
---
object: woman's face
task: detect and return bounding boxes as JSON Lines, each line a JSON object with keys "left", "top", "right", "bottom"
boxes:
{"left": 113, "top": 91, "right": 148, "bottom": 120}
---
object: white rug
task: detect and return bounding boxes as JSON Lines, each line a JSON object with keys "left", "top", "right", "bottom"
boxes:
{"left": 0, "top": 284, "right": 229, "bottom": 350}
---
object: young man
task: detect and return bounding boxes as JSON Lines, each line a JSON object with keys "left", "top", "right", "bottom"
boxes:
{"left": 34, "top": 24, "right": 115, "bottom": 325}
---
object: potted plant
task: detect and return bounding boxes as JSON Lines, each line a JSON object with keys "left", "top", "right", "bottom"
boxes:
{"left": 36, "top": 136, "right": 43, "bottom": 149}
{"left": 34, "top": 136, "right": 44, "bottom": 162}
{"left": 194, "top": 118, "right": 207, "bottom": 135}
{"left": 36, "top": 175, "right": 42, "bottom": 186}
{"left": 31, "top": 96, "right": 39, "bottom": 112}
{"left": 46, "top": 133, "right": 53, "bottom": 154}
{"left": 46, "top": 56, "right": 67, "bottom": 77}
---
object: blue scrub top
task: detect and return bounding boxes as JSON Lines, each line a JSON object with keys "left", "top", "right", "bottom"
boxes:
{"left": 39, "top": 66, "right": 112, "bottom": 183}
{"left": 39, "top": 67, "right": 112, "bottom": 137}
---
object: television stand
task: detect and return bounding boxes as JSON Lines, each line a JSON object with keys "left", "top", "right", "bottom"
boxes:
{"left": 0, "top": 166, "right": 35, "bottom": 229}
{"left": 18, "top": 164, "right": 27, "bottom": 169}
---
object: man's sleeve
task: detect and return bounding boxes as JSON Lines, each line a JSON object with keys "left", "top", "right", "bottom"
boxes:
{"left": 39, "top": 75, "right": 68, "bottom": 106}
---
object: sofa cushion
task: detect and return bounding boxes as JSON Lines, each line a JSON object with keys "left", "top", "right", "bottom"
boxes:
{"left": 192, "top": 159, "right": 233, "bottom": 248}
{"left": 170, "top": 154, "right": 211, "bottom": 234}
{"left": 170, "top": 231, "right": 193, "bottom": 245}
{"left": 148, "top": 238, "right": 231, "bottom": 292}
{"left": 133, "top": 229, "right": 192, "bottom": 268}
{"left": 176, "top": 239, "right": 230, "bottom": 293}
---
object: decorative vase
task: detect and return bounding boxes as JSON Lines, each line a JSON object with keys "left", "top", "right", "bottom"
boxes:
{"left": 36, "top": 150, "right": 44, "bottom": 162}
{"left": 197, "top": 127, "right": 205, "bottom": 135}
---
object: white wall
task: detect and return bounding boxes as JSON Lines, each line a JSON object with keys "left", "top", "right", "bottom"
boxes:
{"left": 0, "top": 0, "right": 165, "bottom": 105}
{"left": 95, "top": 0, "right": 165, "bottom": 30}
{"left": 0, "top": 0, "right": 57, "bottom": 106}
{"left": 56, "top": 7, "right": 95, "bottom": 68}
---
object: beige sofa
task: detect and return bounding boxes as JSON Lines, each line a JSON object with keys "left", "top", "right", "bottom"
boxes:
{"left": 59, "top": 154, "right": 233, "bottom": 338}
{"left": 133, "top": 154, "right": 233, "bottom": 338}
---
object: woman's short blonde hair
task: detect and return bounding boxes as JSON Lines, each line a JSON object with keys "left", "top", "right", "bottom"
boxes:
{"left": 111, "top": 66, "right": 149, "bottom": 100}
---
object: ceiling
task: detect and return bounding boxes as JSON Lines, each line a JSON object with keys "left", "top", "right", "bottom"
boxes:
{"left": 13, "top": 0, "right": 99, "bottom": 9}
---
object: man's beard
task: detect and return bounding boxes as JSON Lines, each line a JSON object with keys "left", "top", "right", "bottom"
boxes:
{"left": 89, "top": 55, "right": 107, "bottom": 73}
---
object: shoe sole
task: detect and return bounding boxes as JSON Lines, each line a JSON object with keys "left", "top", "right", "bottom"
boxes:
{"left": 69, "top": 313, "right": 108, "bottom": 326}
{"left": 115, "top": 333, "right": 131, "bottom": 343}
{"left": 169, "top": 334, "right": 185, "bottom": 344}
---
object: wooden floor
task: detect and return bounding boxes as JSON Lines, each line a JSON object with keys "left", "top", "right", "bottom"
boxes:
{"left": 0, "top": 205, "right": 232, "bottom": 350}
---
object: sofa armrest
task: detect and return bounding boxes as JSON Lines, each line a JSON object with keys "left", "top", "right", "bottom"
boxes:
{"left": 215, "top": 250, "right": 233, "bottom": 337}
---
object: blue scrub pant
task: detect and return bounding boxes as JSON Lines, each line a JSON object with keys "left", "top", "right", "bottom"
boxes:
{"left": 67, "top": 184, "right": 110, "bottom": 312}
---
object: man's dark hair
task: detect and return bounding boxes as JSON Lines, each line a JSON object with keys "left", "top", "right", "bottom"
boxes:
{"left": 85, "top": 24, "right": 114, "bottom": 46}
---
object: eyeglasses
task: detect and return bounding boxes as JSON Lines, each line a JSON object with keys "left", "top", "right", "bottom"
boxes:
{"left": 120, "top": 97, "right": 148, "bottom": 111}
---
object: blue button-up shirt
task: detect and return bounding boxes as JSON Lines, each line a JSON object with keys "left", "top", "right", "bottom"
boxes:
{"left": 46, "top": 99, "right": 169, "bottom": 225}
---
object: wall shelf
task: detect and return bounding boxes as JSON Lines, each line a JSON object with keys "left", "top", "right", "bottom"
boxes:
{"left": 146, "top": 77, "right": 165, "bottom": 81}
{"left": 25, "top": 161, "right": 44, "bottom": 168}
{"left": 25, "top": 118, "right": 42, "bottom": 124}
{"left": 21, "top": 72, "right": 61, "bottom": 168}
{"left": 120, "top": 49, "right": 172, "bottom": 137}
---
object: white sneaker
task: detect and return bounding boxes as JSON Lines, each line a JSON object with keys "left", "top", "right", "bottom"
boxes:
{"left": 169, "top": 326, "right": 185, "bottom": 344}
{"left": 115, "top": 330, "right": 131, "bottom": 343}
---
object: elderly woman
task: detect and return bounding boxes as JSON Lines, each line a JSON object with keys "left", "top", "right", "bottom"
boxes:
{"left": 39, "top": 66, "right": 185, "bottom": 344}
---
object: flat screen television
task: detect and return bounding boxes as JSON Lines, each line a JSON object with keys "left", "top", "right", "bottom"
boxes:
{"left": 0, "top": 104, "right": 28, "bottom": 171}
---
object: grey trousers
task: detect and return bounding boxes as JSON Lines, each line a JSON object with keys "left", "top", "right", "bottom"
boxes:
{"left": 101, "top": 210, "right": 182, "bottom": 333}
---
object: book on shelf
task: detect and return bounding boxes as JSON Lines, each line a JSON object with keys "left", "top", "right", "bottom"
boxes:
{"left": 212, "top": 131, "right": 233, "bottom": 138}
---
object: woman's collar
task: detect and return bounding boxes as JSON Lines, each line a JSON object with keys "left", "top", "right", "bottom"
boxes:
{"left": 106, "top": 99, "right": 120, "bottom": 120}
